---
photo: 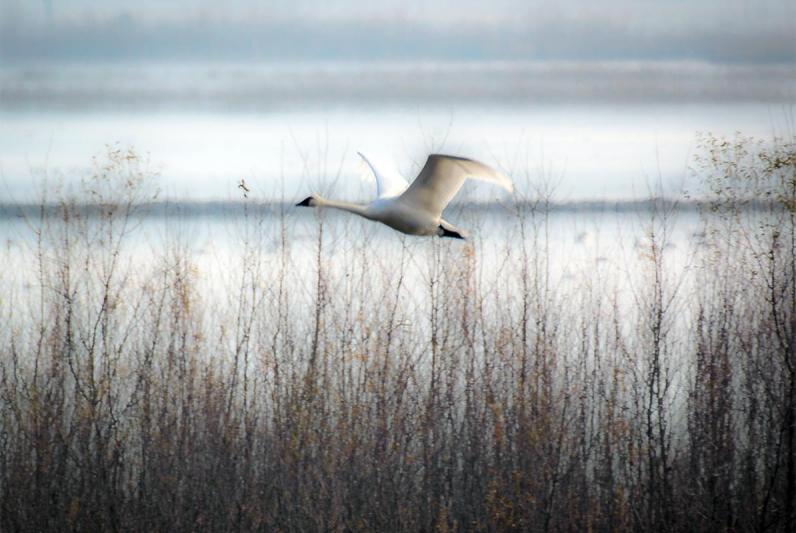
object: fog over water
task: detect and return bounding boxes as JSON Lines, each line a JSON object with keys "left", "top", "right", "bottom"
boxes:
{"left": 1, "top": 61, "right": 793, "bottom": 202}
{"left": 2, "top": 0, "right": 794, "bottom": 202}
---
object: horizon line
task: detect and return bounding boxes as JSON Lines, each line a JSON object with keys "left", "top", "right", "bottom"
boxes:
{"left": 0, "top": 197, "right": 780, "bottom": 220}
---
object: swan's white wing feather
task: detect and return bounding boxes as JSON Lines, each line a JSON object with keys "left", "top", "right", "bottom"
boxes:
{"left": 398, "top": 154, "right": 513, "bottom": 218}
{"left": 357, "top": 151, "right": 409, "bottom": 199}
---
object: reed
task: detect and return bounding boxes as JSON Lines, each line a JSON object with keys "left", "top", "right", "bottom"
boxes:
{"left": 0, "top": 133, "right": 793, "bottom": 531}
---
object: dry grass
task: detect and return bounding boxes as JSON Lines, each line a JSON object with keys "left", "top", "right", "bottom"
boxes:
{"left": 0, "top": 134, "right": 794, "bottom": 532}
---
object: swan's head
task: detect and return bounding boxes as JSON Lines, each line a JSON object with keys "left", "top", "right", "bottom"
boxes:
{"left": 437, "top": 225, "right": 465, "bottom": 240}
{"left": 296, "top": 196, "right": 317, "bottom": 207}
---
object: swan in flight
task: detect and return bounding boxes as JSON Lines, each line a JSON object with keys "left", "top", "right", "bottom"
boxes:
{"left": 296, "top": 153, "right": 513, "bottom": 239}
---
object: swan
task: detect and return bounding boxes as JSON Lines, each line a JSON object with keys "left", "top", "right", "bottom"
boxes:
{"left": 296, "top": 152, "right": 513, "bottom": 239}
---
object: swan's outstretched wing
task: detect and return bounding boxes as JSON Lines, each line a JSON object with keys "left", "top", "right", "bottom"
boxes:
{"left": 398, "top": 154, "right": 513, "bottom": 217}
{"left": 357, "top": 152, "right": 409, "bottom": 199}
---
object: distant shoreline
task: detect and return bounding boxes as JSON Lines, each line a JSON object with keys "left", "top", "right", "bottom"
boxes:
{"left": 0, "top": 198, "right": 780, "bottom": 220}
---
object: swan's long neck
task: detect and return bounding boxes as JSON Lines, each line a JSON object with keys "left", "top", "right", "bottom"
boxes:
{"left": 314, "top": 196, "right": 370, "bottom": 219}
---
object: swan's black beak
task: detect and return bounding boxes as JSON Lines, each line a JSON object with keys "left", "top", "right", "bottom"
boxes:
{"left": 439, "top": 225, "right": 465, "bottom": 239}
{"left": 296, "top": 196, "right": 314, "bottom": 207}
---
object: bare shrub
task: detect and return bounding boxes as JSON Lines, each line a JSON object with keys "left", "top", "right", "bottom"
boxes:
{"left": 0, "top": 133, "right": 793, "bottom": 531}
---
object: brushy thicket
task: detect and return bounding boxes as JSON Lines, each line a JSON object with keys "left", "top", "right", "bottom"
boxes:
{"left": 0, "top": 134, "right": 794, "bottom": 532}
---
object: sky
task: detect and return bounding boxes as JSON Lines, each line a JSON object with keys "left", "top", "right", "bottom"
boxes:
{"left": 2, "top": 0, "right": 795, "bottom": 64}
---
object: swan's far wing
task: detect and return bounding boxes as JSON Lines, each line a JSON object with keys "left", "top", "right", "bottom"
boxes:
{"left": 398, "top": 155, "right": 513, "bottom": 218}
{"left": 357, "top": 152, "right": 409, "bottom": 199}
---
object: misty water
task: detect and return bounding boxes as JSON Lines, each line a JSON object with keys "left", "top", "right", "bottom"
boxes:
{"left": 1, "top": 61, "right": 792, "bottom": 202}
{"left": 0, "top": 203, "right": 705, "bottom": 335}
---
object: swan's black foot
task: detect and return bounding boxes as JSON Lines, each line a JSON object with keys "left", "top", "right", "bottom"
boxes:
{"left": 438, "top": 225, "right": 465, "bottom": 239}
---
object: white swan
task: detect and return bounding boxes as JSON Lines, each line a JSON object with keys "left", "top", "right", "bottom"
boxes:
{"left": 296, "top": 152, "right": 513, "bottom": 239}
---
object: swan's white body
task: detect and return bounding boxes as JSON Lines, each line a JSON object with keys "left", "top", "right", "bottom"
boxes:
{"left": 297, "top": 152, "right": 513, "bottom": 239}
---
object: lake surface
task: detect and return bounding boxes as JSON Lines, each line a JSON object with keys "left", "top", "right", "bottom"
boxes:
{"left": 0, "top": 204, "right": 706, "bottom": 324}
{"left": 0, "top": 103, "right": 787, "bottom": 201}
